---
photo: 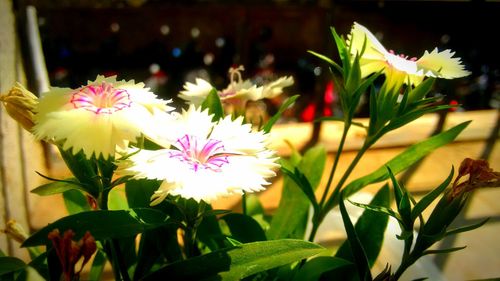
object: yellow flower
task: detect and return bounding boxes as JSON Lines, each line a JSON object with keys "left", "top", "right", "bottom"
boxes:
{"left": 117, "top": 105, "right": 279, "bottom": 204}
{"left": 0, "top": 83, "right": 38, "bottom": 131}
{"left": 347, "top": 22, "right": 470, "bottom": 88}
{"left": 33, "top": 76, "right": 173, "bottom": 159}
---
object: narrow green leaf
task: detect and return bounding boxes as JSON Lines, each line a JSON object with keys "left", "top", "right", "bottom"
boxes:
{"left": 349, "top": 71, "right": 382, "bottom": 118}
{"left": 348, "top": 199, "right": 403, "bottom": 226}
{"left": 345, "top": 52, "right": 362, "bottom": 95}
{"left": 422, "top": 246, "right": 466, "bottom": 256}
{"left": 292, "top": 256, "right": 353, "bottom": 281}
{"left": 263, "top": 95, "right": 299, "bottom": 133}
{"left": 330, "top": 26, "right": 350, "bottom": 74}
{"left": 221, "top": 213, "right": 266, "bottom": 243}
{"left": 407, "top": 78, "right": 435, "bottom": 105}
{"left": 368, "top": 85, "right": 378, "bottom": 136}
{"left": 198, "top": 207, "right": 229, "bottom": 252}
{"left": 57, "top": 147, "right": 100, "bottom": 197}
{"left": 412, "top": 167, "right": 454, "bottom": 221}
{"left": 307, "top": 50, "right": 342, "bottom": 74}
{"left": 342, "top": 121, "right": 471, "bottom": 200}
{"left": 387, "top": 166, "right": 412, "bottom": 227}
{"left": 201, "top": 88, "right": 224, "bottom": 121}
{"left": 445, "top": 218, "right": 489, "bottom": 237}
{"left": 63, "top": 189, "right": 91, "bottom": 214}
{"left": 300, "top": 145, "right": 327, "bottom": 190}
{"left": 142, "top": 239, "right": 325, "bottom": 281}
{"left": 281, "top": 167, "right": 319, "bottom": 214}
{"left": 0, "top": 257, "right": 26, "bottom": 276}
{"left": 314, "top": 116, "right": 367, "bottom": 129}
{"left": 336, "top": 185, "right": 391, "bottom": 267}
{"left": 268, "top": 161, "right": 306, "bottom": 239}
{"left": 88, "top": 250, "right": 106, "bottom": 281}
{"left": 22, "top": 208, "right": 170, "bottom": 247}
{"left": 31, "top": 177, "right": 86, "bottom": 196}
{"left": 339, "top": 193, "right": 372, "bottom": 281}
{"left": 383, "top": 105, "right": 452, "bottom": 133}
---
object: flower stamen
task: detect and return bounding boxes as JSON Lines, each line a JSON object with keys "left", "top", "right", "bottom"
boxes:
{"left": 70, "top": 82, "right": 132, "bottom": 114}
{"left": 169, "top": 134, "right": 230, "bottom": 172}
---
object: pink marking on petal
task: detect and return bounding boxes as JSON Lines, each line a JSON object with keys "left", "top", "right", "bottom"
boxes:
{"left": 168, "top": 134, "right": 232, "bottom": 172}
{"left": 70, "top": 82, "right": 132, "bottom": 114}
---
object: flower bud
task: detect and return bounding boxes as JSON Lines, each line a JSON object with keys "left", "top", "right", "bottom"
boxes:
{"left": 1, "top": 220, "right": 29, "bottom": 243}
{"left": 0, "top": 83, "right": 38, "bottom": 132}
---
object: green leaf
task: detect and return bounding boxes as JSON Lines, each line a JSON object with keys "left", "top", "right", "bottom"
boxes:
{"left": 263, "top": 95, "right": 299, "bottom": 133}
{"left": 383, "top": 105, "right": 452, "bottom": 133}
{"left": 245, "top": 194, "right": 265, "bottom": 217}
{"left": 108, "top": 187, "right": 129, "bottom": 210}
{"left": 407, "top": 78, "right": 435, "bottom": 105}
{"left": 368, "top": 85, "right": 379, "bottom": 136}
{"left": 348, "top": 199, "right": 403, "bottom": 225}
{"left": 330, "top": 26, "right": 350, "bottom": 74}
{"left": 292, "top": 256, "right": 354, "bottom": 281}
{"left": 445, "top": 218, "right": 489, "bottom": 237}
{"left": 345, "top": 52, "right": 362, "bottom": 96}
{"left": 268, "top": 145, "right": 326, "bottom": 239}
{"left": 422, "top": 246, "right": 466, "bottom": 256}
{"left": 339, "top": 193, "right": 372, "bottom": 281}
{"left": 336, "top": 185, "right": 390, "bottom": 267}
{"left": 387, "top": 167, "right": 412, "bottom": 227}
{"left": 30, "top": 177, "right": 86, "bottom": 196}
{"left": 315, "top": 116, "right": 367, "bottom": 129}
{"left": 198, "top": 209, "right": 227, "bottom": 252}
{"left": 281, "top": 167, "right": 319, "bottom": 215}
{"left": 307, "top": 50, "right": 343, "bottom": 74}
{"left": 221, "top": 213, "right": 266, "bottom": 243}
{"left": 143, "top": 239, "right": 325, "bottom": 281}
{"left": 88, "top": 250, "right": 106, "bottom": 281}
{"left": 412, "top": 167, "right": 454, "bottom": 221}
{"left": 0, "top": 257, "right": 26, "bottom": 276}
{"left": 63, "top": 189, "right": 91, "bottom": 214}
{"left": 22, "top": 208, "right": 171, "bottom": 247}
{"left": 125, "top": 179, "right": 161, "bottom": 208}
{"left": 341, "top": 121, "right": 471, "bottom": 200}
{"left": 57, "top": 147, "right": 101, "bottom": 197}
{"left": 300, "top": 145, "right": 327, "bottom": 191}
{"left": 201, "top": 88, "right": 224, "bottom": 121}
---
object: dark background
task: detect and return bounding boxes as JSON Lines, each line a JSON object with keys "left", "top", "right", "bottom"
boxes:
{"left": 17, "top": 0, "right": 500, "bottom": 121}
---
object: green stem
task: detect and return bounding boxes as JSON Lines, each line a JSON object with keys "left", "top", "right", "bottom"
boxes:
{"left": 308, "top": 140, "right": 371, "bottom": 242}
{"left": 393, "top": 234, "right": 415, "bottom": 280}
{"left": 319, "top": 122, "right": 351, "bottom": 209}
{"left": 242, "top": 192, "right": 247, "bottom": 216}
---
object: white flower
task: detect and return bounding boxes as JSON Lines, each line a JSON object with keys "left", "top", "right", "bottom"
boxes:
{"left": 178, "top": 66, "right": 293, "bottom": 111}
{"left": 117, "top": 105, "right": 279, "bottom": 204}
{"left": 347, "top": 22, "right": 470, "bottom": 87}
{"left": 33, "top": 75, "right": 174, "bottom": 159}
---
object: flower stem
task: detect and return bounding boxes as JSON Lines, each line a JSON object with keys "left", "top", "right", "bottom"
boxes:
{"left": 319, "top": 122, "right": 351, "bottom": 209}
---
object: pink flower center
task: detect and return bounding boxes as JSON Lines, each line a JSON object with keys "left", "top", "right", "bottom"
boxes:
{"left": 169, "top": 134, "right": 230, "bottom": 172}
{"left": 70, "top": 82, "right": 132, "bottom": 114}
{"left": 389, "top": 50, "right": 417, "bottom": 61}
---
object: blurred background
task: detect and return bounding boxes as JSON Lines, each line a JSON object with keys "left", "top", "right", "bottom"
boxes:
{"left": 16, "top": 0, "right": 500, "bottom": 121}
{"left": 1, "top": 0, "right": 499, "bottom": 280}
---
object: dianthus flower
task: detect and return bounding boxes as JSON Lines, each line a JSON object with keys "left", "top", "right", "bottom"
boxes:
{"left": 179, "top": 66, "right": 293, "bottom": 112}
{"left": 117, "top": 105, "right": 279, "bottom": 205}
{"left": 33, "top": 76, "right": 173, "bottom": 159}
{"left": 347, "top": 22, "right": 470, "bottom": 88}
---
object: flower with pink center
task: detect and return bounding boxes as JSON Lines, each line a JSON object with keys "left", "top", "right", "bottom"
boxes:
{"left": 117, "top": 105, "right": 279, "bottom": 204}
{"left": 178, "top": 65, "right": 294, "bottom": 114}
{"left": 33, "top": 75, "right": 173, "bottom": 159}
{"left": 347, "top": 22, "right": 470, "bottom": 88}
